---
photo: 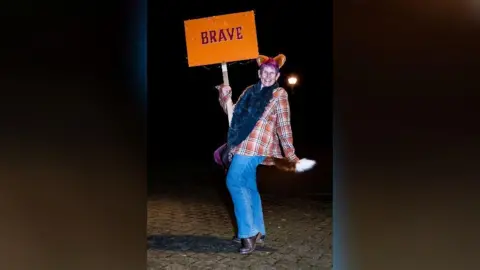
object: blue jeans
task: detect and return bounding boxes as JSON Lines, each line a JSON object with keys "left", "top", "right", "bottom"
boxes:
{"left": 226, "top": 154, "right": 266, "bottom": 239}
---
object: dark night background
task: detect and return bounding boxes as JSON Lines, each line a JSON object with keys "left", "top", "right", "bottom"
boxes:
{"left": 148, "top": 2, "right": 332, "bottom": 196}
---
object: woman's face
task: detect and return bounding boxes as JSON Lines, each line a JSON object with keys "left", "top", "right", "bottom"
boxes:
{"left": 258, "top": 65, "right": 280, "bottom": 87}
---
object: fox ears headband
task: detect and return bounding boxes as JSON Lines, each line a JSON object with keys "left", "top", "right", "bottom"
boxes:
{"left": 256, "top": 54, "right": 286, "bottom": 70}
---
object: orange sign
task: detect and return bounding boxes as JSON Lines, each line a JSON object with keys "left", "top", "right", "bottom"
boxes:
{"left": 184, "top": 11, "right": 259, "bottom": 67}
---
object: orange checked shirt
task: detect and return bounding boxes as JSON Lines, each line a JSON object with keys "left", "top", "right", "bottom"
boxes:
{"left": 219, "top": 85, "right": 300, "bottom": 166}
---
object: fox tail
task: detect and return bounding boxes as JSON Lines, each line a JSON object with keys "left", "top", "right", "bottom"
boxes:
{"left": 264, "top": 157, "right": 317, "bottom": 173}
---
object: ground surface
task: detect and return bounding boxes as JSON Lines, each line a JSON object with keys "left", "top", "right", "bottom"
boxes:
{"left": 147, "top": 166, "right": 332, "bottom": 270}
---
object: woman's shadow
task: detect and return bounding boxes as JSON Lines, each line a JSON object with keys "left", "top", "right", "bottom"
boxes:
{"left": 147, "top": 234, "right": 238, "bottom": 253}
{"left": 147, "top": 234, "right": 276, "bottom": 253}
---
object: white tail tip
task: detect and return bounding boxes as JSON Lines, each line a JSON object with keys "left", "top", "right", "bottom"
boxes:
{"left": 295, "top": 158, "right": 316, "bottom": 172}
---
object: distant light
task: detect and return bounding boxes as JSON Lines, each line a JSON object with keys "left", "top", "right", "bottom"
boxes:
{"left": 288, "top": 76, "right": 298, "bottom": 85}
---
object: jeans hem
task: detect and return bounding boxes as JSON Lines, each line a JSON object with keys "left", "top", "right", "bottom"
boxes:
{"left": 238, "top": 230, "right": 259, "bottom": 239}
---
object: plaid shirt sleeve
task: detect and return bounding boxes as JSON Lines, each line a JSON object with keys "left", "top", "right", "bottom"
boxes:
{"left": 218, "top": 87, "right": 233, "bottom": 114}
{"left": 218, "top": 86, "right": 250, "bottom": 114}
{"left": 275, "top": 88, "right": 300, "bottom": 162}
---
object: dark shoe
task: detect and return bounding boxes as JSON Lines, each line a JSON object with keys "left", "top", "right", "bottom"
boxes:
{"left": 232, "top": 235, "right": 265, "bottom": 245}
{"left": 239, "top": 233, "right": 261, "bottom": 254}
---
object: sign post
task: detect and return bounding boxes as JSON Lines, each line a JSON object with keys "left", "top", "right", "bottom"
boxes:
{"left": 184, "top": 10, "right": 259, "bottom": 125}
{"left": 221, "top": 62, "right": 229, "bottom": 86}
{"left": 221, "top": 62, "right": 232, "bottom": 124}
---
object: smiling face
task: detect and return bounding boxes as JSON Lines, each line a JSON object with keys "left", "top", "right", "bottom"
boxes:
{"left": 258, "top": 65, "right": 280, "bottom": 87}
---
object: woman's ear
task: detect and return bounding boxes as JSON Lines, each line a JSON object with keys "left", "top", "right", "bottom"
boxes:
{"left": 256, "top": 55, "right": 269, "bottom": 67}
{"left": 273, "top": 54, "right": 286, "bottom": 68}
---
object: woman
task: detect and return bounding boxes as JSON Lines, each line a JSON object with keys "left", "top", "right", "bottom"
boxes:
{"left": 214, "top": 54, "right": 315, "bottom": 254}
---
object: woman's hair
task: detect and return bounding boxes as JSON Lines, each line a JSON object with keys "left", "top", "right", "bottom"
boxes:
{"left": 259, "top": 58, "right": 280, "bottom": 72}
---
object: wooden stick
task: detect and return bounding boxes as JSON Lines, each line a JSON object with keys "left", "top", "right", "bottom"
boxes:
{"left": 221, "top": 62, "right": 229, "bottom": 86}
{"left": 221, "top": 62, "right": 234, "bottom": 126}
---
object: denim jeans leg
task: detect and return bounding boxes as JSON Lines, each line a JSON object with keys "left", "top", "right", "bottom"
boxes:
{"left": 245, "top": 156, "right": 266, "bottom": 237}
{"left": 226, "top": 155, "right": 265, "bottom": 238}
